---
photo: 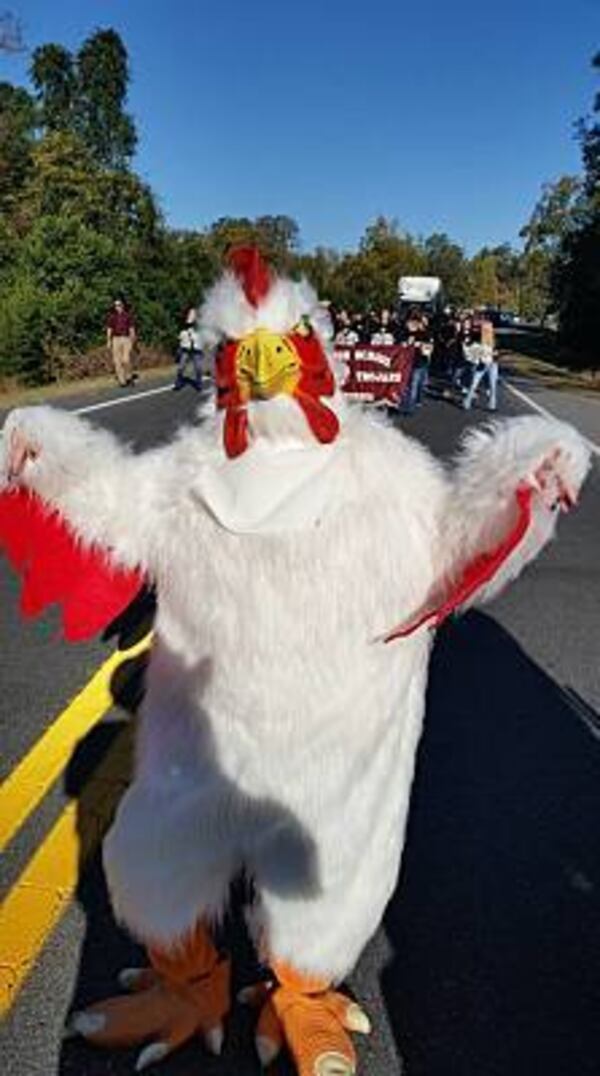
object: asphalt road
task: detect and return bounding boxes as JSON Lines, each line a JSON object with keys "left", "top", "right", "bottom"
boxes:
{"left": 2, "top": 375, "right": 599, "bottom": 1076}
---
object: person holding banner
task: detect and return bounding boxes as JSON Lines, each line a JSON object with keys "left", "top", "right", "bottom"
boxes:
{"left": 399, "top": 309, "right": 433, "bottom": 413}
{"left": 334, "top": 309, "right": 361, "bottom": 347}
{"left": 370, "top": 309, "right": 397, "bottom": 346}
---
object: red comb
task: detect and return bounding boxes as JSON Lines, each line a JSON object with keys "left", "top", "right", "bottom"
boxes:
{"left": 228, "top": 246, "right": 271, "bottom": 307}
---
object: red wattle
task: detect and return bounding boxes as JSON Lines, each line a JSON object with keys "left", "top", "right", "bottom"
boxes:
{"left": 293, "top": 391, "right": 340, "bottom": 444}
{"left": 223, "top": 407, "right": 249, "bottom": 458}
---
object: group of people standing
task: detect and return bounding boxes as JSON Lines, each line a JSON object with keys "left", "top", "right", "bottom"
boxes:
{"left": 436, "top": 308, "right": 499, "bottom": 412}
{"left": 105, "top": 298, "right": 499, "bottom": 413}
{"left": 333, "top": 307, "right": 401, "bottom": 348}
{"left": 332, "top": 304, "right": 499, "bottom": 414}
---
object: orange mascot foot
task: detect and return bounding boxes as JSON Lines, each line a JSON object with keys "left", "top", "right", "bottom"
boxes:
{"left": 243, "top": 961, "right": 371, "bottom": 1076}
{"left": 66, "top": 922, "right": 230, "bottom": 1071}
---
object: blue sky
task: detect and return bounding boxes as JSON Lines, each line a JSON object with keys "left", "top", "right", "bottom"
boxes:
{"left": 3, "top": 0, "right": 599, "bottom": 253}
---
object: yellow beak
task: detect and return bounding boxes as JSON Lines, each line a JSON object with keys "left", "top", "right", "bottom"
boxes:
{"left": 236, "top": 329, "right": 300, "bottom": 401}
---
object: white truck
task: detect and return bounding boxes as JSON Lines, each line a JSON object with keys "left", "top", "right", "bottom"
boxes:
{"left": 397, "top": 276, "right": 443, "bottom": 317}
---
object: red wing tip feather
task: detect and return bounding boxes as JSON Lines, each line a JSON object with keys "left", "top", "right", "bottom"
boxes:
{"left": 383, "top": 484, "right": 534, "bottom": 644}
{"left": 0, "top": 487, "right": 144, "bottom": 642}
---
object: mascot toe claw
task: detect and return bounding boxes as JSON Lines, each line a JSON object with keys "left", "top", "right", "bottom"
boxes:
{"left": 118, "top": 966, "right": 159, "bottom": 992}
{"left": 65, "top": 1010, "right": 107, "bottom": 1039}
{"left": 255, "top": 981, "right": 361, "bottom": 1076}
{"left": 256, "top": 994, "right": 284, "bottom": 1066}
{"left": 315, "top": 1053, "right": 356, "bottom": 1076}
{"left": 238, "top": 980, "right": 273, "bottom": 1006}
{"left": 204, "top": 1023, "right": 224, "bottom": 1055}
{"left": 135, "top": 1041, "right": 170, "bottom": 1072}
{"left": 256, "top": 1032, "right": 281, "bottom": 1067}
{"left": 340, "top": 1002, "right": 371, "bottom": 1036}
{"left": 63, "top": 938, "right": 231, "bottom": 1059}
{"left": 65, "top": 993, "right": 166, "bottom": 1047}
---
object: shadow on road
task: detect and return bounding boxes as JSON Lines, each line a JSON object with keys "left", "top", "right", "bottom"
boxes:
{"left": 102, "top": 584, "right": 157, "bottom": 650}
{"left": 381, "top": 611, "right": 600, "bottom": 1076}
{"left": 57, "top": 639, "right": 316, "bottom": 1075}
{"left": 54, "top": 609, "right": 600, "bottom": 1075}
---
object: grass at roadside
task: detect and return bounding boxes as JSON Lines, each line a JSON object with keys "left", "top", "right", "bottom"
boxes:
{"left": 1, "top": 350, "right": 598, "bottom": 411}
{"left": 0, "top": 363, "right": 173, "bottom": 410}
{"left": 498, "top": 327, "right": 599, "bottom": 396}
{"left": 499, "top": 350, "right": 600, "bottom": 395}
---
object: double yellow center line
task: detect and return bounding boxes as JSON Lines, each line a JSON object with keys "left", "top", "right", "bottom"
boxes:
{"left": 0, "top": 636, "right": 149, "bottom": 1016}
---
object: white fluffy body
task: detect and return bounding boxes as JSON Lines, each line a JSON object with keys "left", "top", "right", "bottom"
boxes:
{"left": 197, "top": 272, "right": 333, "bottom": 349}
{"left": 0, "top": 400, "right": 591, "bottom": 981}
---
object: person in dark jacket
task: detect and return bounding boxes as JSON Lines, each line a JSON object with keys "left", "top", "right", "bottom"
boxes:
{"left": 399, "top": 309, "right": 433, "bottom": 413}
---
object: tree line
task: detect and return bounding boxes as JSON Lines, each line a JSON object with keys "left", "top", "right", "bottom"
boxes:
{"left": 519, "top": 51, "right": 600, "bottom": 365}
{"left": 0, "top": 26, "right": 597, "bottom": 384}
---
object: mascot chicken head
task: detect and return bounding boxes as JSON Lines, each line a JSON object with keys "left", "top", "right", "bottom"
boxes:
{"left": 200, "top": 247, "right": 340, "bottom": 458}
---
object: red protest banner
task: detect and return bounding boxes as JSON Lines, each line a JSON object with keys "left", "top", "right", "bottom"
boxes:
{"left": 335, "top": 344, "right": 415, "bottom": 406}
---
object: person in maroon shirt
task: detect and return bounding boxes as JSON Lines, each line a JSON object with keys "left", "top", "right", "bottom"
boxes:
{"left": 106, "top": 298, "right": 137, "bottom": 387}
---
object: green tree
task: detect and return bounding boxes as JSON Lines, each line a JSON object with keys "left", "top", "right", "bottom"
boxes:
{"left": 520, "top": 175, "right": 583, "bottom": 255}
{"left": 468, "top": 252, "right": 499, "bottom": 307}
{"left": 355, "top": 216, "right": 426, "bottom": 307}
{"left": 484, "top": 244, "right": 520, "bottom": 309}
{"left": 30, "top": 44, "right": 76, "bottom": 133}
{"left": 0, "top": 125, "right": 170, "bottom": 381}
{"left": 255, "top": 214, "right": 300, "bottom": 264}
{"left": 205, "top": 215, "right": 300, "bottom": 269}
{"left": 578, "top": 51, "right": 600, "bottom": 198}
{"left": 523, "top": 53, "right": 600, "bottom": 360}
{"left": 0, "top": 274, "right": 47, "bottom": 382}
{"left": 75, "top": 29, "right": 137, "bottom": 169}
{"left": 0, "top": 82, "right": 36, "bottom": 211}
{"left": 18, "top": 131, "right": 158, "bottom": 241}
{"left": 554, "top": 212, "right": 600, "bottom": 363}
{"left": 295, "top": 246, "right": 340, "bottom": 299}
{"left": 423, "top": 233, "right": 470, "bottom": 305}
{"left": 517, "top": 177, "right": 584, "bottom": 324}
{"left": 330, "top": 252, "right": 377, "bottom": 310}
{"left": 556, "top": 50, "right": 600, "bottom": 361}
{"left": 518, "top": 250, "right": 552, "bottom": 322}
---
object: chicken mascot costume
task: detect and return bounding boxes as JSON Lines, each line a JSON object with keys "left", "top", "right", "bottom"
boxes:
{"left": 0, "top": 249, "right": 591, "bottom": 1076}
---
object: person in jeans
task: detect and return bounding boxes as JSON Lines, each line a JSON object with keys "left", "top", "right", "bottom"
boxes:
{"left": 463, "top": 317, "right": 499, "bottom": 411}
{"left": 174, "top": 307, "right": 203, "bottom": 391}
{"left": 452, "top": 311, "right": 479, "bottom": 395}
{"left": 399, "top": 309, "right": 433, "bottom": 413}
